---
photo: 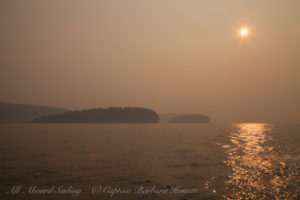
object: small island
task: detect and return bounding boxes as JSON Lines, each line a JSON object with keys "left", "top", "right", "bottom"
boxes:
{"left": 34, "top": 107, "right": 160, "bottom": 123}
{"left": 169, "top": 114, "right": 210, "bottom": 123}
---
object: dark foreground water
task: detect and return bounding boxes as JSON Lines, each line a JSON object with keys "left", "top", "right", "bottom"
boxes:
{"left": 0, "top": 123, "right": 299, "bottom": 199}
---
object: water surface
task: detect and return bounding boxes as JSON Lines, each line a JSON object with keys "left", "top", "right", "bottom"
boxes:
{"left": 0, "top": 123, "right": 299, "bottom": 199}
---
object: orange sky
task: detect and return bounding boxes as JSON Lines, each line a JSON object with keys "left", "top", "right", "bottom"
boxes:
{"left": 1, "top": 0, "right": 300, "bottom": 123}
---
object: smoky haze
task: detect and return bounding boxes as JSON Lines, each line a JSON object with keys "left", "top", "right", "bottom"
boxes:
{"left": 1, "top": 0, "right": 300, "bottom": 123}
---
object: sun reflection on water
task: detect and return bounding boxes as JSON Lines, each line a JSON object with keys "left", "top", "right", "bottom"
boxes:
{"left": 223, "top": 123, "right": 298, "bottom": 199}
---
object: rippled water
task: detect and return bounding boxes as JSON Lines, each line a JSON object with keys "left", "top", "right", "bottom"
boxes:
{"left": 0, "top": 123, "right": 299, "bottom": 199}
{"left": 221, "top": 123, "right": 299, "bottom": 199}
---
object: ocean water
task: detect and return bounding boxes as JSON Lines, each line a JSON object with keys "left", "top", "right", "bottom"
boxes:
{"left": 0, "top": 123, "right": 299, "bottom": 199}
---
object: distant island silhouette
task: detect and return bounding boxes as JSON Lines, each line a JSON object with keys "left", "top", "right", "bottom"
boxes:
{"left": 34, "top": 107, "right": 160, "bottom": 123}
{"left": 0, "top": 102, "right": 211, "bottom": 124}
{"left": 0, "top": 102, "right": 68, "bottom": 123}
{"left": 169, "top": 114, "right": 210, "bottom": 123}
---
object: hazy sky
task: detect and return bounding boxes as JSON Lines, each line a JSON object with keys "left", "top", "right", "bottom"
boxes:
{"left": 1, "top": 0, "right": 300, "bottom": 123}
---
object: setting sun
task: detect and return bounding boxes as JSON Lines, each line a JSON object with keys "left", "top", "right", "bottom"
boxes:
{"left": 240, "top": 28, "right": 248, "bottom": 36}
{"left": 237, "top": 26, "right": 251, "bottom": 39}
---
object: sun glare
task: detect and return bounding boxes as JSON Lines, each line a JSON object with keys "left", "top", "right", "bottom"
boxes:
{"left": 241, "top": 28, "right": 248, "bottom": 36}
{"left": 237, "top": 26, "right": 252, "bottom": 39}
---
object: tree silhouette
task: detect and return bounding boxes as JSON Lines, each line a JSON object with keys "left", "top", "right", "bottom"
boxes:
{"left": 34, "top": 107, "right": 160, "bottom": 123}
